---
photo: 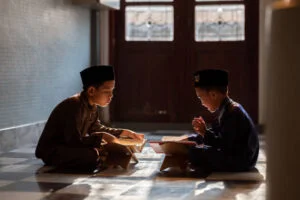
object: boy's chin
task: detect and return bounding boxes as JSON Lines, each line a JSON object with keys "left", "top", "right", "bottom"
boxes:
{"left": 207, "top": 108, "right": 217, "bottom": 113}
{"left": 97, "top": 103, "right": 109, "bottom": 107}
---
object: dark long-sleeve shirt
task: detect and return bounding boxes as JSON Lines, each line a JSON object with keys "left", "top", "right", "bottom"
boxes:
{"left": 35, "top": 91, "right": 123, "bottom": 162}
{"left": 189, "top": 97, "right": 259, "bottom": 171}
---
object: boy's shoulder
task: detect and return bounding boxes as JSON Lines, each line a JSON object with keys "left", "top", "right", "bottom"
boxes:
{"left": 54, "top": 93, "right": 82, "bottom": 111}
{"left": 227, "top": 99, "right": 242, "bottom": 113}
{"left": 61, "top": 93, "right": 81, "bottom": 104}
{"left": 226, "top": 99, "right": 252, "bottom": 120}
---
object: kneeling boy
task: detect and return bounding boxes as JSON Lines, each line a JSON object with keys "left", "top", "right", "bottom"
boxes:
{"left": 35, "top": 65, "right": 143, "bottom": 172}
{"left": 188, "top": 69, "right": 259, "bottom": 174}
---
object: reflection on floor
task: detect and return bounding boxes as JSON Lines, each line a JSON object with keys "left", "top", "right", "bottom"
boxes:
{"left": 0, "top": 133, "right": 266, "bottom": 200}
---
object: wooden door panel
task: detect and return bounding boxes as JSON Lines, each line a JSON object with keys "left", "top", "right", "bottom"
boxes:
{"left": 113, "top": 51, "right": 178, "bottom": 122}
{"left": 111, "top": 0, "right": 258, "bottom": 123}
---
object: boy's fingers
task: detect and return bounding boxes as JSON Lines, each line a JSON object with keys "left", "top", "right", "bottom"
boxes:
{"left": 131, "top": 133, "right": 143, "bottom": 141}
{"left": 135, "top": 134, "right": 142, "bottom": 140}
{"left": 194, "top": 118, "right": 204, "bottom": 123}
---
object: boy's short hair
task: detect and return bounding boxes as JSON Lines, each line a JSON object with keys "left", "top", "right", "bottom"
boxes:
{"left": 82, "top": 82, "right": 104, "bottom": 91}
{"left": 194, "top": 69, "right": 228, "bottom": 94}
{"left": 80, "top": 65, "right": 115, "bottom": 90}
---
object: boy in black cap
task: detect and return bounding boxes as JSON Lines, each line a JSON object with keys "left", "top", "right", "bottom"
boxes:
{"left": 188, "top": 69, "right": 259, "bottom": 175}
{"left": 35, "top": 65, "right": 143, "bottom": 172}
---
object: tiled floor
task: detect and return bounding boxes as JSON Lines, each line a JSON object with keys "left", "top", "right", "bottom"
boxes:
{"left": 0, "top": 133, "right": 266, "bottom": 200}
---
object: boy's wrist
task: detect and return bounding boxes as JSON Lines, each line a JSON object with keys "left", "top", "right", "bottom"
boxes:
{"left": 199, "top": 132, "right": 205, "bottom": 137}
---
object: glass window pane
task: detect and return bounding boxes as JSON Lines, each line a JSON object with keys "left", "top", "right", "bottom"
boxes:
{"left": 126, "top": 0, "right": 173, "bottom": 2}
{"left": 195, "top": 5, "right": 245, "bottom": 42}
{"left": 125, "top": 6, "right": 174, "bottom": 41}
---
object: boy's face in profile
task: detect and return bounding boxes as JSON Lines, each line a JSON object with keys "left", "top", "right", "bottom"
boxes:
{"left": 195, "top": 87, "right": 219, "bottom": 113}
{"left": 87, "top": 80, "right": 115, "bottom": 107}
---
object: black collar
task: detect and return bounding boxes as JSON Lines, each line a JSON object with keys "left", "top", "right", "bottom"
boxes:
{"left": 217, "top": 96, "right": 231, "bottom": 123}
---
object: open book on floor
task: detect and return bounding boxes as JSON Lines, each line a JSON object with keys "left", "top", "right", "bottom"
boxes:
{"left": 100, "top": 133, "right": 147, "bottom": 169}
{"left": 116, "top": 137, "right": 147, "bottom": 153}
{"left": 149, "top": 135, "right": 197, "bottom": 171}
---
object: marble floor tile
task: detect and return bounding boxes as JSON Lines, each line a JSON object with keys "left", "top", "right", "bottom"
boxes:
{"left": 94, "top": 160, "right": 161, "bottom": 178}
{"left": 10, "top": 146, "right": 36, "bottom": 154}
{"left": 0, "top": 157, "right": 28, "bottom": 165}
{"left": 0, "top": 152, "right": 35, "bottom": 158}
{"left": 0, "top": 180, "right": 14, "bottom": 187}
{"left": 0, "top": 164, "right": 44, "bottom": 173}
{"left": 0, "top": 133, "right": 266, "bottom": 200}
{"left": 23, "top": 173, "right": 90, "bottom": 183}
{"left": 0, "top": 181, "right": 70, "bottom": 192}
{"left": 16, "top": 158, "right": 44, "bottom": 165}
{"left": 53, "top": 183, "right": 93, "bottom": 195}
{"left": 0, "top": 191, "right": 49, "bottom": 200}
{"left": 0, "top": 172, "right": 34, "bottom": 181}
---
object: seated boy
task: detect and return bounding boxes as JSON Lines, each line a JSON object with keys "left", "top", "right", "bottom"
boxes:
{"left": 188, "top": 69, "right": 259, "bottom": 174}
{"left": 35, "top": 65, "right": 143, "bottom": 172}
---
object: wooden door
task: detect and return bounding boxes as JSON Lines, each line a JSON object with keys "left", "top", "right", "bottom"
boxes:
{"left": 111, "top": 0, "right": 258, "bottom": 123}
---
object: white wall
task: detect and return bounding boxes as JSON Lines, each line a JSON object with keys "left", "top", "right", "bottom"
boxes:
{"left": 0, "top": 0, "right": 91, "bottom": 129}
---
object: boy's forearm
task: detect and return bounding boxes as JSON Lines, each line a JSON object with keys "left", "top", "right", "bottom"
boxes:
{"left": 91, "top": 119, "right": 123, "bottom": 137}
{"left": 98, "top": 125, "right": 123, "bottom": 137}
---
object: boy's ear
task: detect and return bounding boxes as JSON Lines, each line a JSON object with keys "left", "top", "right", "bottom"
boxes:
{"left": 87, "top": 86, "right": 96, "bottom": 96}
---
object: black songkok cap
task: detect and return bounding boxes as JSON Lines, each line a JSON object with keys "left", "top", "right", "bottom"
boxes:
{"left": 80, "top": 65, "right": 115, "bottom": 88}
{"left": 194, "top": 69, "right": 228, "bottom": 87}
